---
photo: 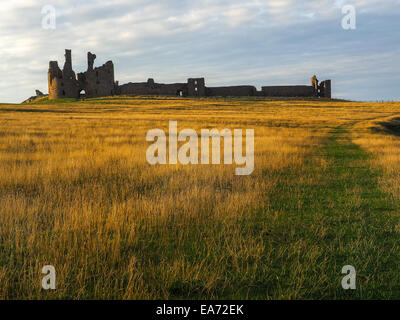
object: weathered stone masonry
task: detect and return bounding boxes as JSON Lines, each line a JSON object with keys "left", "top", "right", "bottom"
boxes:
{"left": 48, "top": 50, "right": 116, "bottom": 99}
{"left": 48, "top": 50, "right": 331, "bottom": 100}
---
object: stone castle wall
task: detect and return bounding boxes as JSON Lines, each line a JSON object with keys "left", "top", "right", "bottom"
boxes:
{"left": 118, "top": 79, "right": 187, "bottom": 96}
{"left": 48, "top": 50, "right": 332, "bottom": 100}
{"left": 206, "top": 85, "right": 257, "bottom": 97}
{"left": 261, "top": 85, "right": 315, "bottom": 97}
{"left": 77, "top": 52, "right": 115, "bottom": 98}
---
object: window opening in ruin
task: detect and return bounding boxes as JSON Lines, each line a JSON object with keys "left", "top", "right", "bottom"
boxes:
{"left": 62, "top": 90, "right": 65, "bottom": 96}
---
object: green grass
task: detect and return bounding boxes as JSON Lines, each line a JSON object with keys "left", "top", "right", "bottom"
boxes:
{"left": 251, "top": 126, "right": 400, "bottom": 299}
{"left": 23, "top": 97, "right": 78, "bottom": 104}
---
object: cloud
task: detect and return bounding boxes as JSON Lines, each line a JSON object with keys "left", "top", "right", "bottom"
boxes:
{"left": 0, "top": 0, "right": 399, "bottom": 102}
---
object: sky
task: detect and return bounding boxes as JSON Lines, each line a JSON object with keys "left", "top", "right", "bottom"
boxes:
{"left": 0, "top": 0, "right": 399, "bottom": 103}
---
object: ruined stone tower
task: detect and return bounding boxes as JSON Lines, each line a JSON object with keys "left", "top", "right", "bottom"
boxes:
{"left": 48, "top": 49, "right": 80, "bottom": 99}
{"left": 77, "top": 52, "right": 115, "bottom": 98}
{"left": 319, "top": 80, "right": 332, "bottom": 98}
{"left": 48, "top": 49, "right": 116, "bottom": 100}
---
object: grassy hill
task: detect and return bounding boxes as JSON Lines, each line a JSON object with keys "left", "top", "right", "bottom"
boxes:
{"left": 1, "top": 96, "right": 400, "bottom": 299}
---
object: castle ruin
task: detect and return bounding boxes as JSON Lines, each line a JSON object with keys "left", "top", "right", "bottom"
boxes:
{"left": 48, "top": 50, "right": 116, "bottom": 99}
{"left": 48, "top": 50, "right": 331, "bottom": 100}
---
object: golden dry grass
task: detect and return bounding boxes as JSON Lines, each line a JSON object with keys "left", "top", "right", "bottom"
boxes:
{"left": 0, "top": 96, "right": 400, "bottom": 299}
{"left": 353, "top": 116, "right": 400, "bottom": 202}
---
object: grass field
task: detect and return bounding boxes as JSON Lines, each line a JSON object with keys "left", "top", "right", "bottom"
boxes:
{"left": 1, "top": 96, "right": 400, "bottom": 299}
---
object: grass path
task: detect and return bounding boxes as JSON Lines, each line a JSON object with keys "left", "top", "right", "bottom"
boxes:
{"left": 259, "top": 126, "right": 400, "bottom": 299}
{"left": 135, "top": 125, "right": 400, "bottom": 299}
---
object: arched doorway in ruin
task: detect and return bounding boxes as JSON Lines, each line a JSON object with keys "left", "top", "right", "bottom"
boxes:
{"left": 79, "top": 89, "right": 86, "bottom": 99}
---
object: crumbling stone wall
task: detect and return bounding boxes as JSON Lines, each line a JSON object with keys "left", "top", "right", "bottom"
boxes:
{"left": 206, "top": 85, "right": 257, "bottom": 97}
{"left": 261, "top": 85, "right": 315, "bottom": 97}
{"left": 77, "top": 52, "right": 115, "bottom": 98}
{"left": 311, "top": 75, "right": 319, "bottom": 95}
{"left": 22, "top": 89, "right": 48, "bottom": 103}
{"left": 119, "top": 79, "right": 187, "bottom": 96}
{"left": 48, "top": 49, "right": 116, "bottom": 100}
{"left": 118, "top": 78, "right": 206, "bottom": 97}
{"left": 319, "top": 80, "right": 332, "bottom": 98}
